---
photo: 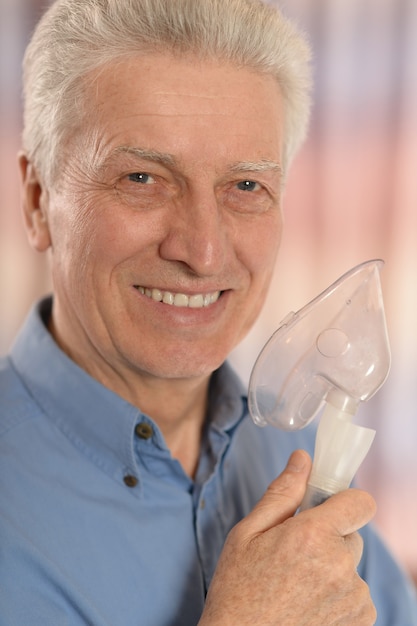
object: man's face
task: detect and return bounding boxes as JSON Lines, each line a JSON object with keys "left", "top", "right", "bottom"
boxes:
{"left": 39, "top": 53, "right": 285, "bottom": 385}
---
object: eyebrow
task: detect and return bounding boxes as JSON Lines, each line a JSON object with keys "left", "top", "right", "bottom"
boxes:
{"left": 111, "top": 146, "right": 177, "bottom": 168}
{"left": 105, "top": 146, "right": 282, "bottom": 177}
{"left": 229, "top": 160, "right": 282, "bottom": 175}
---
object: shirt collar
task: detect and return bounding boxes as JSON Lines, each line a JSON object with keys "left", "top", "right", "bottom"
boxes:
{"left": 10, "top": 297, "right": 248, "bottom": 482}
{"left": 207, "top": 362, "right": 247, "bottom": 434}
{"left": 11, "top": 298, "right": 142, "bottom": 482}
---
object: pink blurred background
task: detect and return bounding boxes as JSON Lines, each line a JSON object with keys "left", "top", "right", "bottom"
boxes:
{"left": 1, "top": 0, "right": 416, "bottom": 583}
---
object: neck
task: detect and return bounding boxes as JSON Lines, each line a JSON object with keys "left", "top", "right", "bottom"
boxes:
{"left": 134, "top": 375, "right": 210, "bottom": 478}
{"left": 48, "top": 315, "right": 211, "bottom": 477}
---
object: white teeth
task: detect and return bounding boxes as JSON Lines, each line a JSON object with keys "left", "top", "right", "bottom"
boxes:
{"left": 162, "top": 292, "right": 174, "bottom": 305}
{"left": 189, "top": 294, "right": 204, "bottom": 309}
{"left": 137, "top": 286, "right": 221, "bottom": 308}
{"left": 174, "top": 293, "right": 189, "bottom": 307}
{"left": 151, "top": 289, "right": 163, "bottom": 302}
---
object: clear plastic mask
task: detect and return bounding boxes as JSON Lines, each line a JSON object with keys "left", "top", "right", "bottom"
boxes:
{"left": 248, "top": 259, "right": 391, "bottom": 431}
{"left": 248, "top": 259, "right": 391, "bottom": 508}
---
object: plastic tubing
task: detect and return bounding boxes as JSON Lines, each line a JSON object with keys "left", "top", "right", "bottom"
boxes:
{"left": 299, "top": 394, "right": 376, "bottom": 511}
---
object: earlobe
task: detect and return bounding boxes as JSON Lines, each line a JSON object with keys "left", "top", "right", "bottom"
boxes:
{"left": 18, "top": 152, "right": 52, "bottom": 252}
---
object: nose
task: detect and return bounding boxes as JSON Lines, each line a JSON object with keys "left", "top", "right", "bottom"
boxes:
{"left": 158, "top": 187, "right": 228, "bottom": 276}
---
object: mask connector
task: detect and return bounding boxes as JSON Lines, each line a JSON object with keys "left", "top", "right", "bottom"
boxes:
{"left": 298, "top": 392, "right": 376, "bottom": 510}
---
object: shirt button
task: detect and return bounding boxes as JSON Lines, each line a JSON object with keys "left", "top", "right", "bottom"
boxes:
{"left": 135, "top": 422, "right": 153, "bottom": 440}
{"left": 123, "top": 475, "right": 138, "bottom": 488}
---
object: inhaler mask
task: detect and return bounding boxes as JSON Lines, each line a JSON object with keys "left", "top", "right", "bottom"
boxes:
{"left": 248, "top": 259, "right": 391, "bottom": 510}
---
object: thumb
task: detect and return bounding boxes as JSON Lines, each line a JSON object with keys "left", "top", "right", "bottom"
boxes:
{"left": 244, "top": 449, "right": 312, "bottom": 535}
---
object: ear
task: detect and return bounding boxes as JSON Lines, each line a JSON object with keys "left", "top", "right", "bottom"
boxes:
{"left": 18, "top": 152, "right": 52, "bottom": 252}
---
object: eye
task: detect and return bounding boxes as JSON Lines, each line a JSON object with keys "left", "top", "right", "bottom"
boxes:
{"left": 236, "top": 180, "right": 260, "bottom": 192}
{"left": 128, "top": 172, "right": 155, "bottom": 184}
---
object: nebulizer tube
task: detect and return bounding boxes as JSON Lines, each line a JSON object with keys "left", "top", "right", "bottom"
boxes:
{"left": 248, "top": 260, "right": 391, "bottom": 509}
{"left": 298, "top": 391, "right": 376, "bottom": 511}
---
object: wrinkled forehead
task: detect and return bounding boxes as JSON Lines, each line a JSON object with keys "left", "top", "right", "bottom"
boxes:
{"left": 84, "top": 52, "right": 282, "bottom": 115}
{"left": 73, "top": 52, "right": 285, "bottom": 167}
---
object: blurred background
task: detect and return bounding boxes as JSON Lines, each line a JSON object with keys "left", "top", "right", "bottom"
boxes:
{"left": 1, "top": 0, "right": 416, "bottom": 584}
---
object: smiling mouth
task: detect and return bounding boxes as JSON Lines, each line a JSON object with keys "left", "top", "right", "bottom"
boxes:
{"left": 134, "top": 286, "right": 221, "bottom": 309}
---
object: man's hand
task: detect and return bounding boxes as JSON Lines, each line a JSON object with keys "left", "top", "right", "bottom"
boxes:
{"left": 199, "top": 450, "right": 377, "bottom": 626}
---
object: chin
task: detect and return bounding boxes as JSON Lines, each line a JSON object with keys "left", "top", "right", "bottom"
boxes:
{"left": 133, "top": 350, "right": 227, "bottom": 381}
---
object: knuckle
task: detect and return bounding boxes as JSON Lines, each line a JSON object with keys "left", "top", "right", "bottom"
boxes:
{"left": 345, "top": 530, "right": 364, "bottom": 565}
{"left": 226, "top": 516, "right": 256, "bottom": 549}
{"left": 225, "top": 519, "right": 244, "bottom": 545}
{"left": 356, "top": 578, "right": 377, "bottom": 624}
{"left": 295, "top": 516, "right": 328, "bottom": 556}
{"left": 333, "top": 550, "right": 355, "bottom": 579}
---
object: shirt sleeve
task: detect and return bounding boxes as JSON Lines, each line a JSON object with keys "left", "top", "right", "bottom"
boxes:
{"left": 359, "top": 523, "right": 417, "bottom": 626}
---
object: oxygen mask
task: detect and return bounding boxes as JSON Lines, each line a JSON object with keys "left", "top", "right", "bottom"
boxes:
{"left": 248, "top": 259, "right": 391, "bottom": 509}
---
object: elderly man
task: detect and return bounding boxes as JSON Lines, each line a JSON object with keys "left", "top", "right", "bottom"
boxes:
{"left": 0, "top": 0, "right": 416, "bottom": 624}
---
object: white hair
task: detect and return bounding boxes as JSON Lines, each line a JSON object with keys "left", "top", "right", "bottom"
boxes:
{"left": 22, "top": 0, "right": 312, "bottom": 185}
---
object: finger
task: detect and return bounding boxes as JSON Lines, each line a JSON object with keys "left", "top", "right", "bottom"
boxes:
{"left": 243, "top": 449, "right": 312, "bottom": 535}
{"left": 318, "top": 488, "right": 377, "bottom": 537}
{"left": 343, "top": 531, "right": 364, "bottom": 568}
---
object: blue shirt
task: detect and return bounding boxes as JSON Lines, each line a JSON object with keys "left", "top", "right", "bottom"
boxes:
{"left": 0, "top": 298, "right": 416, "bottom": 626}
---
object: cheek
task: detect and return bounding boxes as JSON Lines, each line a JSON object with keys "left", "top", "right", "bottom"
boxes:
{"left": 232, "top": 215, "right": 282, "bottom": 340}
{"left": 54, "top": 199, "right": 155, "bottom": 271}
{"left": 92, "top": 209, "right": 162, "bottom": 267}
{"left": 48, "top": 205, "right": 113, "bottom": 297}
{"left": 240, "top": 215, "right": 283, "bottom": 289}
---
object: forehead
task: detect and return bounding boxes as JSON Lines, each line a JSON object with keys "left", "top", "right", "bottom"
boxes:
{"left": 89, "top": 51, "right": 283, "bottom": 112}
{"left": 79, "top": 52, "right": 284, "bottom": 169}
